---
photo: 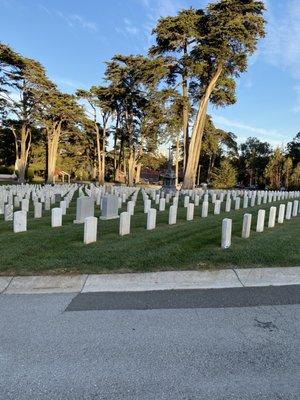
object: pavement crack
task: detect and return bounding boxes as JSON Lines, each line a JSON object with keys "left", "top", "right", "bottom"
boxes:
{"left": 232, "top": 268, "right": 245, "bottom": 287}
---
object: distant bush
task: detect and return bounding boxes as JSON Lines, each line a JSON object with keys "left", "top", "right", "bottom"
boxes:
{"left": 26, "top": 167, "right": 35, "bottom": 182}
{"left": 0, "top": 165, "right": 15, "bottom": 174}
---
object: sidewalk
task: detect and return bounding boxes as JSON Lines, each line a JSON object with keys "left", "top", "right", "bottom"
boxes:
{"left": 0, "top": 267, "right": 299, "bottom": 295}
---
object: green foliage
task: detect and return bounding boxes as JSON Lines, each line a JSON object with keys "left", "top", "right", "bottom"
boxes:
{"left": 26, "top": 167, "right": 35, "bottom": 182}
{"left": 264, "top": 148, "right": 285, "bottom": 189}
{"left": 211, "top": 159, "right": 237, "bottom": 188}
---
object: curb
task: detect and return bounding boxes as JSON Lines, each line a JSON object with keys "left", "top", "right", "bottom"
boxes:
{"left": 0, "top": 267, "right": 299, "bottom": 295}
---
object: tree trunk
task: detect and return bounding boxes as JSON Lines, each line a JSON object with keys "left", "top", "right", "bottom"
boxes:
{"left": 128, "top": 150, "right": 136, "bottom": 187}
{"left": 182, "top": 65, "right": 223, "bottom": 189}
{"left": 175, "top": 134, "right": 180, "bottom": 187}
{"left": 182, "top": 74, "right": 189, "bottom": 172}
{"left": 47, "top": 122, "right": 62, "bottom": 184}
{"left": 135, "top": 163, "right": 142, "bottom": 184}
{"left": 11, "top": 124, "right": 31, "bottom": 183}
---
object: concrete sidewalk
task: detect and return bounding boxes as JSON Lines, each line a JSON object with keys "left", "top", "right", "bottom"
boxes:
{"left": 0, "top": 267, "right": 299, "bottom": 295}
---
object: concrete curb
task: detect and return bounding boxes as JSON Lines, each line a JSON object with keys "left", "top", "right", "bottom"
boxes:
{"left": 0, "top": 267, "right": 299, "bottom": 295}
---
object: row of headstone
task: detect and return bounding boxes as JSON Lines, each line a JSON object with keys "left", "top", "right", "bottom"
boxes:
{"left": 221, "top": 200, "right": 299, "bottom": 249}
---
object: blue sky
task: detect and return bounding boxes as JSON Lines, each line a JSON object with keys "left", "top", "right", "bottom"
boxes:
{"left": 0, "top": 0, "right": 299, "bottom": 148}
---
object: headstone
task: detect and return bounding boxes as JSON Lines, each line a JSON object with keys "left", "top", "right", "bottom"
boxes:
{"left": 184, "top": 196, "right": 189, "bottom": 208}
{"left": 292, "top": 200, "right": 299, "bottom": 217}
{"left": 4, "top": 204, "right": 13, "bottom": 221}
{"left": 186, "top": 203, "right": 194, "bottom": 221}
{"left": 278, "top": 204, "right": 285, "bottom": 223}
{"left": 119, "top": 212, "right": 130, "bottom": 236}
{"left": 242, "top": 213, "right": 252, "bottom": 238}
{"left": 13, "top": 210, "right": 27, "bottom": 233}
{"left": 243, "top": 195, "right": 248, "bottom": 209}
{"left": 84, "top": 216, "right": 98, "bottom": 244}
{"left": 44, "top": 198, "right": 51, "bottom": 211}
{"left": 21, "top": 198, "right": 29, "bottom": 212}
{"left": 221, "top": 218, "right": 232, "bottom": 249}
{"left": 34, "top": 202, "right": 42, "bottom": 219}
{"left": 235, "top": 197, "right": 240, "bottom": 210}
{"left": 127, "top": 201, "right": 135, "bottom": 216}
{"left": 60, "top": 200, "right": 67, "bottom": 215}
{"left": 74, "top": 196, "right": 95, "bottom": 223}
{"left": 159, "top": 198, "right": 166, "bottom": 211}
{"left": 147, "top": 208, "right": 157, "bottom": 230}
{"left": 194, "top": 195, "right": 200, "bottom": 207}
{"left": 100, "top": 195, "right": 118, "bottom": 220}
{"left": 168, "top": 205, "right": 177, "bottom": 225}
{"left": 285, "top": 202, "right": 292, "bottom": 220}
{"left": 144, "top": 199, "right": 151, "bottom": 214}
{"left": 268, "top": 206, "right": 276, "bottom": 228}
{"left": 256, "top": 209, "right": 265, "bottom": 232}
{"left": 225, "top": 197, "right": 231, "bottom": 212}
{"left": 214, "top": 200, "right": 221, "bottom": 215}
{"left": 201, "top": 201, "right": 208, "bottom": 218}
{"left": 51, "top": 207, "right": 62, "bottom": 227}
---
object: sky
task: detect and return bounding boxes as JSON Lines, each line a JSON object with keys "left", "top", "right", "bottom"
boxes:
{"left": 0, "top": 0, "right": 299, "bottom": 149}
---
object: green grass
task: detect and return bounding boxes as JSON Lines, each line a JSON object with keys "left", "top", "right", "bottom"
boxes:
{"left": 0, "top": 194, "right": 299, "bottom": 275}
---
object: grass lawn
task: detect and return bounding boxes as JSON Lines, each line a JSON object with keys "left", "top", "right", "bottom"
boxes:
{"left": 0, "top": 194, "right": 299, "bottom": 275}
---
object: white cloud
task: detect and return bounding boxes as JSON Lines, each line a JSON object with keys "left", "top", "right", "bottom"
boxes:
{"left": 263, "top": 0, "right": 300, "bottom": 79}
{"left": 212, "top": 115, "right": 287, "bottom": 147}
{"left": 124, "top": 18, "right": 139, "bottom": 35}
{"left": 56, "top": 11, "right": 98, "bottom": 33}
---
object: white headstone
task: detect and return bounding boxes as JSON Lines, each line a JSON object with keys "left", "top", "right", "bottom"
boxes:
{"left": 242, "top": 213, "right": 252, "bottom": 238}
{"left": 4, "top": 204, "right": 13, "bottom": 221}
{"left": 285, "top": 202, "right": 292, "bottom": 220}
{"left": 268, "top": 206, "right": 276, "bottom": 228}
{"left": 184, "top": 196, "right": 189, "bottom": 208}
{"left": 278, "top": 204, "right": 285, "bottom": 223}
{"left": 34, "top": 202, "right": 42, "bottom": 219}
{"left": 127, "top": 200, "right": 135, "bottom": 216}
{"left": 256, "top": 209, "right": 265, "bottom": 232}
{"left": 292, "top": 200, "right": 299, "bottom": 217}
{"left": 186, "top": 203, "right": 194, "bottom": 221}
{"left": 60, "top": 200, "right": 67, "bottom": 215}
{"left": 144, "top": 199, "right": 151, "bottom": 214}
{"left": 13, "top": 210, "right": 27, "bottom": 233}
{"left": 221, "top": 218, "right": 232, "bottom": 249}
{"left": 168, "top": 205, "right": 177, "bottom": 225}
{"left": 21, "top": 198, "right": 29, "bottom": 212}
{"left": 51, "top": 207, "right": 62, "bottom": 227}
{"left": 84, "top": 216, "right": 98, "bottom": 244}
{"left": 147, "top": 208, "right": 157, "bottom": 230}
{"left": 119, "top": 211, "right": 130, "bottom": 236}
{"left": 159, "top": 198, "right": 166, "bottom": 211}
{"left": 214, "top": 200, "right": 221, "bottom": 215}
{"left": 201, "top": 201, "right": 209, "bottom": 218}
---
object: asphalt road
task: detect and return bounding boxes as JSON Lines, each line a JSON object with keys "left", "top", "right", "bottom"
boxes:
{"left": 0, "top": 287, "right": 299, "bottom": 400}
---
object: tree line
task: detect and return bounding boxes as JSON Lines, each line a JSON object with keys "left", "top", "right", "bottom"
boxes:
{"left": 0, "top": 0, "right": 299, "bottom": 189}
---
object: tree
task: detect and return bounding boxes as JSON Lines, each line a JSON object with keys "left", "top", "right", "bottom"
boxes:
{"left": 264, "top": 148, "right": 285, "bottom": 189}
{"left": 104, "top": 54, "right": 166, "bottom": 186}
{"left": 239, "top": 137, "right": 271, "bottom": 186}
{"left": 150, "top": 9, "right": 200, "bottom": 170}
{"left": 291, "top": 163, "right": 300, "bottom": 188}
{"left": 182, "top": 0, "right": 265, "bottom": 188}
{"left": 286, "top": 132, "right": 300, "bottom": 166}
{"left": 283, "top": 157, "right": 293, "bottom": 189}
{"left": 77, "top": 86, "right": 113, "bottom": 184}
{"left": 39, "top": 89, "right": 85, "bottom": 183}
{"left": 211, "top": 159, "right": 237, "bottom": 189}
{"left": 0, "top": 43, "right": 53, "bottom": 182}
{"left": 200, "top": 115, "right": 237, "bottom": 183}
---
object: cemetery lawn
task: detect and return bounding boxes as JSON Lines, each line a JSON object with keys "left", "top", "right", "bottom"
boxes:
{"left": 0, "top": 196, "right": 299, "bottom": 275}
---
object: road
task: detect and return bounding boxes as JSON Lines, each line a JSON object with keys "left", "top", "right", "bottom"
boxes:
{"left": 0, "top": 286, "right": 299, "bottom": 400}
